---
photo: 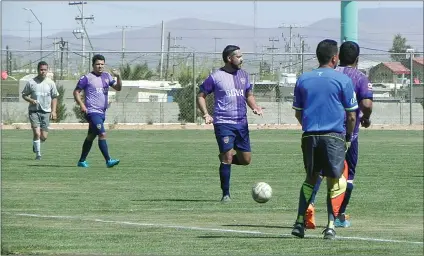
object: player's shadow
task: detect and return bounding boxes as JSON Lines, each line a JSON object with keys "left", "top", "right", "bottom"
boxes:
{"left": 27, "top": 164, "right": 76, "bottom": 168}
{"left": 197, "top": 235, "right": 298, "bottom": 239}
{"left": 222, "top": 224, "right": 294, "bottom": 230}
{"left": 131, "top": 199, "right": 217, "bottom": 202}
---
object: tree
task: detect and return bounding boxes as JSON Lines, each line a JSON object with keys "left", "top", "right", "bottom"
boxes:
{"left": 173, "top": 67, "right": 211, "bottom": 123}
{"left": 52, "top": 84, "right": 70, "bottom": 123}
{"left": 119, "top": 62, "right": 154, "bottom": 80}
{"left": 389, "top": 34, "right": 412, "bottom": 62}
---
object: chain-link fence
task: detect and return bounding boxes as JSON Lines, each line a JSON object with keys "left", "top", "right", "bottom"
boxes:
{"left": 1, "top": 49, "right": 423, "bottom": 125}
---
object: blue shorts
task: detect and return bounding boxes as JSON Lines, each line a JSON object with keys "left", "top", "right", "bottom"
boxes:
{"left": 86, "top": 113, "right": 106, "bottom": 135}
{"left": 214, "top": 123, "right": 251, "bottom": 153}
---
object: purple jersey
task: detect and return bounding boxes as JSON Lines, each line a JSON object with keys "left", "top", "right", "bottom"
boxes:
{"left": 199, "top": 68, "right": 252, "bottom": 124}
{"left": 336, "top": 66, "right": 373, "bottom": 138}
{"left": 76, "top": 72, "right": 116, "bottom": 114}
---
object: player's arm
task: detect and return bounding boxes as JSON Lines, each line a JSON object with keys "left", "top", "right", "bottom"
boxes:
{"left": 73, "top": 76, "right": 88, "bottom": 112}
{"left": 21, "top": 82, "right": 37, "bottom": 104}
{"left": 358, "top": 79, "right": 374, "bottom": 127}
{"left": 109, "top": 71, "right": 122, "bottom": 91}
{"left": 292, "top": 79, "right": 303, "bottom": 125}
{"left": 246, "top": 90, "right": 262, "bottom": 115}
{"left": 197, "top": 75, "right": 214, "bottom": 122}
{"left": 342, "top": 79, "right": 359, "bottom": 138}
{"left": 50, "top": 82, "right": 59, "bottom": 115}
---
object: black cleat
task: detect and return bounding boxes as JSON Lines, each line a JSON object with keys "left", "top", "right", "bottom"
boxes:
{"left": 291, "top": 223, "right": 305, "bottom": 238}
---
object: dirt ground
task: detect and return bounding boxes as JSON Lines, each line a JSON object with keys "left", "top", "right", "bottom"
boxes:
{"left": 1, "top": 123, "right": 423, "bottom": 131}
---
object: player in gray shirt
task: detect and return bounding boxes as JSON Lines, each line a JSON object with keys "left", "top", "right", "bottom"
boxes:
{"left": 21, "top": 61, "right": 59, "bottom": 160}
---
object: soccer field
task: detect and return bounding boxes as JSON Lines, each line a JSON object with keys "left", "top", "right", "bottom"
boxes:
{"left": 1, "top": 129, "right": 423, "bottom": 255}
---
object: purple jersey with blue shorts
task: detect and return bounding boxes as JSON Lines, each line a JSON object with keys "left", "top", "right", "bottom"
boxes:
{"left": 335, "top": 66, "right": 373, "bottom": 140}
{"left": 76, "top": 72, "right": 116, "bottom": 115}
{"left": 199, "top": 68, "right": 252, "bottom": 124}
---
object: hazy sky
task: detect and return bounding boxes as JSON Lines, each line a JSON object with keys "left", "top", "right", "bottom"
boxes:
{"left": 2, "top": 1, "right": 423, "bottom": 38}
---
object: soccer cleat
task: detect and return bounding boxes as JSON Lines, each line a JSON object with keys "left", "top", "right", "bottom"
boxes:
{"left": 35, "top": 155, "right": 41, "bottom": 160}
{"left": 291, "top": 223, "right": 305, "bottom": 238}
{"left": 220, "top": 195, "right": 231, "bottom": 203}
{"left": 106, "top": 159, "right": 120, "bottom": 168}
{"left": 322, "top": 227, "right": 336, "bottom": 240}
{"left": 335, "top": 214, "right": 351, "bottom": 228}
{"left": 77, "top": 161, "right": 89, "bottom": 168}
{"left": 305, "top": 204, "right": 316, "bottom": 229}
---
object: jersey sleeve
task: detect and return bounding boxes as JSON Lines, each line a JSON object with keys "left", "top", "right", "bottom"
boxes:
{"left": 292, "top": 79, "right": 304, "bottom": 110}
{"left": 21, "top": 81, "right": 31, "bottom": 96}
{"left": 356, "top": 76, "right": 373, "bottom": 102}
{"left": 342, "top": 79, "right": 359, "bottom": 112}
{"left": 199, "top": 75, "right": 215, "bottom": 95}
{"left": 75, "top": 75, "right": 88, "bottom": 90}
{"left": 245, "top": 73, "right": 252, "bottom": 95}
{"left": 51, "top": 82, "right": 59, "bottom": 98}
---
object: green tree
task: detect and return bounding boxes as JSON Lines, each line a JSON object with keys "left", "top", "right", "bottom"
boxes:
{"left": 119, "top": 62, "right": 154, "bottom": 80}
{"left": 52, "top": 84, "right": 70, "bottom": 123}
{"left": 389, "top": 34, "right": 412, "bottom": 62}
{"left": 173, "top": 67, "right": 211, "bottom": 123}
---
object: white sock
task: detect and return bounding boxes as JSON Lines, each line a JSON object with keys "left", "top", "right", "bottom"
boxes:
{"left": 33, "top": 140, "right": 41, "bottom": 156}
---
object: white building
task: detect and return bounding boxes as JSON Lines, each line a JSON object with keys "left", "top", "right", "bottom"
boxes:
{"left": 116, "top": 80, "right": 182, "bottom": 103}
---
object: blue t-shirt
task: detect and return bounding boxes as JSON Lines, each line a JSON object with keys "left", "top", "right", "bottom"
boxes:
{"left": 292, "top": 67, "right": 358, "bottom": 133}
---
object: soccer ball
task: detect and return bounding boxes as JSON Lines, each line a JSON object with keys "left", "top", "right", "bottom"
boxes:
{"left": 252, "top": 182, "right": 272, "bottom": 203}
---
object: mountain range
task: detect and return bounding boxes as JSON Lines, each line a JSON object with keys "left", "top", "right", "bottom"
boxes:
{"left": 2, "top": 7, "right": 423, "bottom": 73}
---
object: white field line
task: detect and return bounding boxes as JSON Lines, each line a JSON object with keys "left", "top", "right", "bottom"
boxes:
{"left": 7, "top": 212, "right": 423, "bottom": 245}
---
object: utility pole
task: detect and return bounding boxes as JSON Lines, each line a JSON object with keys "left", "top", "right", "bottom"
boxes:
{"left": 116, "top": 25, "right": 133, "bottom": 66}
{"left": 165, "top": 32, "right": 171, "bottom": 80}
{"left": 160, "top": 20, "right": 165, "bottom": 80}
{"left": 70, "top": 1, "right": 94, "bottom": 72}
{"left": 213, "top": 37, "right": 222, "bottom": 62}
{"left": 56, "top": 37, "right": 68, "bottom": 80}
{"left": 280, "top": 24, "right": 303, "bottom": 73}
{"left": 268, "top": 37, "right": 279, "bottom": 75}
{"left": 170, "top": 36, "right": 183, "bottom": 77}
{"left": 26, "top": 19, "right": 33, "bottom": 73}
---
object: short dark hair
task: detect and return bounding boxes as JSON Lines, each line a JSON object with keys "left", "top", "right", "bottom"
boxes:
{"left": 339, "top": 41, "right": 360, "bottom": 66}
{"left": 222, "top": 45, "right": 240, "bottom": 63}
{"left": 92, "top": 54, "right": 105, "bottom": 65}
{"left": 37, "top": 61, "right": 48, "bottom": 70}
{"left": 316, "top": 39, "right": 338, "bottom": 65}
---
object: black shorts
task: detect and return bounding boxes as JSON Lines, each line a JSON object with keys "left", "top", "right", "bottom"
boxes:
{"left": 301, "top": 132, "right": 346, "bottom": 179}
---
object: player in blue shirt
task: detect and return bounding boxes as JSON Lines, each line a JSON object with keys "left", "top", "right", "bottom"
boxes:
{"left": 291, "top": 39, "right": 358, "bottom": 240}
{"left": 305, "top": 41, "right": 374, "bottom": 229}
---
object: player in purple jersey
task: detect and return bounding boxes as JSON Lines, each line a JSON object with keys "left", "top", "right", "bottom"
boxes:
{"left": 305, "top": 41, "right": 374, "bottom": 229}
{"left": 197, "top": 45, "right": 263, "bottom": 202}
{"left": 73, "top": 54, "right": 122, "bottom": 168}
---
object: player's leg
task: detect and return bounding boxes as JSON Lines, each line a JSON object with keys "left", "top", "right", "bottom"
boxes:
{"left": 93, "top": 114, "right": 119, "bottom": 167}
{"left": 39, "top": 112, "right": 50, "bottom": 143}
{"left": 215, "top": 124, "right": 236, "bottom": 201}
{"left": 335, "top": 138, "right": 358, "bottom": 227}
{"left": 29, "top": 112, "right": 42, "bottom": 159}
{"left": 322, "top": 133, "right": 348, "bottom": 239}
{"left": 305, "top": 173, "right": 323, "bottom": 229}
{"left": 77, "top": 114, "right": 97, "bottom": 167}
{"left": 292, "top": 134, "right": 322, "bottom": 238}
{"left": 232, "top": 124, "right": 251, "bottom": 165}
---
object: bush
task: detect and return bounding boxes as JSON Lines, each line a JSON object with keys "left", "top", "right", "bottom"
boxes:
{"left": 52, "top": 84, "right": 70, "bottom": 123}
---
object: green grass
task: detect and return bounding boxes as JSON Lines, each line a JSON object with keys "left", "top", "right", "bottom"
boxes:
{"left": 1, "top": 129, "right": 423, "bottom": 255}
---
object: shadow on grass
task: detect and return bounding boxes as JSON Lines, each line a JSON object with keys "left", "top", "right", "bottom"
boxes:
{"left": 27, "top": 164, "right": 77, "bottom": 168}
{"left": 131, "top": 199, "right": 217, "bottom": 202}
{"left": 222, "top": 224, "right": 295, "bottom": 230}
{"left": 197, "top": 234, "right": 309, "bottom": 239}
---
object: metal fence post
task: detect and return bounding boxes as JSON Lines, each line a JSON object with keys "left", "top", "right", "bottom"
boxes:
{"left": 192, "top": 51, "right": 197, "bottom": 123}
{"left": 407, "top": 49, "right": 414, "bottom": 125}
